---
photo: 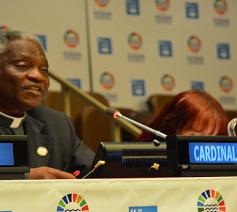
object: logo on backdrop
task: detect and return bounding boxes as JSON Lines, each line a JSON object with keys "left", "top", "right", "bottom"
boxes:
{"left": 97, "top": 37, "right": 112, "bottom": 54}
{"left": 191, "top": 81, "right": 204, "bottom": 91}
{"left": 129, "top": 205, "right": 158, "bottom": 212}
{"left": 0, "top": 25, "right": 10, "bottom": 32}
{"left": 36, "top": 34, "right": 47, "bottom": 52}
{"left": 217, "top": 43, "right": 230, "bottom": 59}
{"left": 161, "top": 74, "right": 175, "bottom": 91}
{"left": 187, "top": 35, "right": 201, "bottom": 53}
{"left": 67, "top": 78, "right": 81, "bottom": 88}
{"left": 219, "top": 75, "right": 233, "bottom": 93}
{"left": 213, "top": 0, "right": 229, "bottom": 27}
{"left": 214, "top": 0, "right": 228, "bottom": 15}
{"left": 197, "top": 189, "right": 226, "bottom": 212}
{"left": 131, "top": 80, "right": 146, "bottom": 96}
{"left": 95, "top": 0, "right": 109, "bottom": 8}
{"left": 56, "top": 193, "right": 89, "bottom": 212}
{"left": 94, "top": 0, "right": 112, "bottom": 20}
{"left": 154, "top": 0, "right": 172, "bottom": 24}
{"left": 187, "top": 35, "right": 204, "bottom": 64}
{"left": 128, "top": 32, "right": 143, "bottom": 50}
{"left": 64, "top": 30, "right": 79, "bottom": 48}
{"left": 127, "top": 32, "right": 145, "bottom": 62}
{"left": 185, "top": 2, "right": 199, "bottom": 19}
{"left": 100, "top": 71, "right": 115, "bottom": 89}
{"left": 159, "top": 40, "right": 172, "bottom": 57}
{"left": 63, "top": 30, "right": 81, "bottom": 60}
{"left": 155, "top": 0, "right": 170, "bottom": 12}
{"left": 126, "top": 0, "right": 140, "bottom": 16}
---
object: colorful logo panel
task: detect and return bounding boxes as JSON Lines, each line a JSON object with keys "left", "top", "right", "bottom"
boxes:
{"left": 128, "top": 32, "right": 143, "bottom": 50}
{"left": 219, "top": 75, "right": 233, "bottom": 93}
{"left": 64, "top": 30, "right": 79, "bottom": 48}
{"left": 95, "top": 0, "right": 109, "bottom": 8}
{"left": 155, "top": 0, "right": 170, "bottom": 12}
{"left": 100, "top": 71, "right": 115, "bottom": 89}
{"left": 186, "top": 2, "right": 199, "bottom": 19}
{"left": 187, "top": 35, "right": 201, "bottom": 53}
{"left": 126, "top": 0, "right": 140, "bottom": 15}
{"left": 214, "top": 0, "right": 228, "bottom": 15}
{"left": 161, "top": 74, "right": 175, "bottom": 91}
{"left": 97, "top": 37, "right": 112, "bottom": 54}
{"left": 197, "top": 189, "right": 226, "bottom": 212}
{"left": 57, "top": 193, "right": 89, "bottom": 212}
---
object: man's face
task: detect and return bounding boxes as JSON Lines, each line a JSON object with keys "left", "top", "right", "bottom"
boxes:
{"left": 0, "top": 38, "right": 49, "bottom": 116}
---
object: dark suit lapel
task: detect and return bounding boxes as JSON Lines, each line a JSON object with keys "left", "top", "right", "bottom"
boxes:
{"left": 24, "top": 114, "right": 54, "bottom": 167}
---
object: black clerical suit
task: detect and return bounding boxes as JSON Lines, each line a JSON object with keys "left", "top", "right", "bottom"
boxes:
{"left": 20, "top": 106, "right": 94, "bottom": 175}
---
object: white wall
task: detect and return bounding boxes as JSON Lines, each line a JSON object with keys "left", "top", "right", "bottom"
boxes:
{"left": 1, "top": 0, "right": 236, "bottom": 110}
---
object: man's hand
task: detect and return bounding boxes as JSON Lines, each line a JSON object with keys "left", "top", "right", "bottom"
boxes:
{"left": 29, "top": 167, "right": 76, "bottom": 179}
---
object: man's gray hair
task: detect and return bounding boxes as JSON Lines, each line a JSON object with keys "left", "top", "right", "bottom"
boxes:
{"left": 0, "top": 31, "right": 38, "bottom": 53}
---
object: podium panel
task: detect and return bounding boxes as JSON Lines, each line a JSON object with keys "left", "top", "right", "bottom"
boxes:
{"left": 0, "top": 177, "right": 236, "bottom": 211}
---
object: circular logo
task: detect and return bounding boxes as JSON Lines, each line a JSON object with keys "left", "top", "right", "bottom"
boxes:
{"left": 197, "top": 189, "right": 226, "bottom": 212}
{"left": 161, "top": 74, "right": 175, "bottom": 91}
{"left": 0, "top": 25, "right": 10, "bottom": 32}
{"left": 95, "top": 0, "right": 109, "bottom": 7}
{"left": 100, "top": 71, "right": 115, "bottom": 90}
{"left": 219, "top": 75, "right": 233, "bottom": 93}
{"left": 214, "top": 0, "right": 228, "bottom": 15}
{"left": 57, "top": 193, "right": 89, "bottom": 212}
{"left": 128, "top": 32, "right": 143, "bottom": 50}
{"left": 187, "top": 35, "right": 201, "bottom": 53}
{"left": 155, "top": 0, "right": 170, "bottom": 12}
{"left": 64, "top": 30, "right": 79, "bottom": 48}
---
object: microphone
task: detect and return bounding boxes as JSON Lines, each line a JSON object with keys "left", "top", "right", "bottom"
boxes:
{"left": 227, "top": 118, "right": 237, "bottom": 136}
{"left": 82, "top": 160, "right": 105, "bottom": 179}
{"left": 113, "top": 111, "right": 167, "bottom": 143}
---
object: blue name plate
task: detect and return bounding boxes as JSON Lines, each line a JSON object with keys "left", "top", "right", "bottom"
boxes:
{"left": 0, "top": 143, "right": 14, "bottom": 166}
{"left": 129, "top": 206, "right": 158, "bottom": 212}
{"left": 189, "top": 143, "right": 237, "bottom": 164}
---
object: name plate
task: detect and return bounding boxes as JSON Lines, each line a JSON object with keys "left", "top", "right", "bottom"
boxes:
{"left": 166, "top": 135, "right": 237, "bottom": 177}
{"left": 189, "top": 143, "right": 237, "bottom": 164}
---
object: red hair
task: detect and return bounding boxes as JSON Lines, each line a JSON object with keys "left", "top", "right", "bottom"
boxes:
{"left": 137, "top": 90, "right": 229, "bottom": 141}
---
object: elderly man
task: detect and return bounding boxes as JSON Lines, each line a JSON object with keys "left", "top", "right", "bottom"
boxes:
{"left": 0, "top": 31, "right": 94, "bottom": 179}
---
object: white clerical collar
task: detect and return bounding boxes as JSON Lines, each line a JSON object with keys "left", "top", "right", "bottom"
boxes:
{"left": 0, "top": 111, "right": 26, "bottom": 128}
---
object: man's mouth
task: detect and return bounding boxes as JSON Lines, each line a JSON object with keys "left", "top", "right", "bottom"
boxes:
{"left": 24, "top": 86, "right": 44, "bottom": 95}
{"left": 28, "top": 86, "right": 40, "bottom": 91}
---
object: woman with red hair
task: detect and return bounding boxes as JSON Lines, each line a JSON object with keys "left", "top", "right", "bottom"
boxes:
{"left": 137, "top": 90, "right": 229, "bottom": 141}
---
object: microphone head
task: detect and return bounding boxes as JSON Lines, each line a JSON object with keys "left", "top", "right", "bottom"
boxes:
{"left": 113, "top": 111, "right": 122, "bottom": 119}
{"left": 94, "top": 160, "right": 106, "bottom": 168}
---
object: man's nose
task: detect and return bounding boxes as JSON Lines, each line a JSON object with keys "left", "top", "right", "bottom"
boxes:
{"left": 27, "top": 67, "right": 48, "bottom": 81}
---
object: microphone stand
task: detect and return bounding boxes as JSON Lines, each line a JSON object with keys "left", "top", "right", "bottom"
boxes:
{"left": 113, "top": 112, "right": 167, "bottom": 146}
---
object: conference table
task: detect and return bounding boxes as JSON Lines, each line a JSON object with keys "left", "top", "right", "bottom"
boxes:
{"left": 0, "top": 176, "right": 235, "bottom": 211}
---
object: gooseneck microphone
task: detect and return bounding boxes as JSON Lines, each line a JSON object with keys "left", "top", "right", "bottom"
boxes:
{"left": 82, "top": 160, "right": 105, "bottom": 179}
{"left": 113, "top": 111, "right": 167, "bottom": 139}
{"left": 113, "top": 111, "right": 167, "bottom": 143}
{"left": 227, "top": 118, "right": 237, "bottom": 136}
